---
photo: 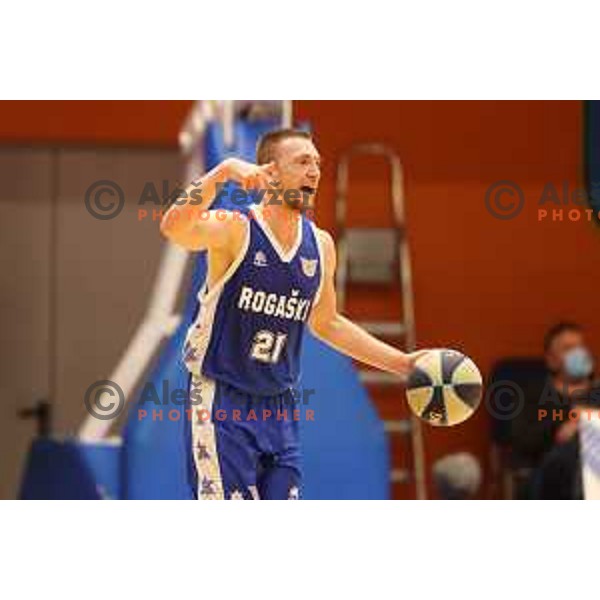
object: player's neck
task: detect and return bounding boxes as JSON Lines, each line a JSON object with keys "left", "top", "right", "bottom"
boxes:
{"left": 257, "top": 202, "right": 298, "bottom": 233}
{"left": 255, "top": 201, "right": 301, "bottom": 251}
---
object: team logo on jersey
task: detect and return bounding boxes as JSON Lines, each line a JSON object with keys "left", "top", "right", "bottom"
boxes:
{"left": 300, "top": 256, "right": 318, "bottom": 278}
{"left": 253, "top": 250, "right": 268, "bottom": 267}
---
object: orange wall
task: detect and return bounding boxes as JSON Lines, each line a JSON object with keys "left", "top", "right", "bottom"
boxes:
{"left": 0, "top": 101, "right": 191, "bottom": 147}
{"left": 1, "top": 100, "right": 594, "bottom": 496}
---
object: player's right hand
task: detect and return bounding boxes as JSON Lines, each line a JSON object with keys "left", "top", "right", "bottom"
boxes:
{"left": 221, "top": 158, "right": 275, "bottom": 191}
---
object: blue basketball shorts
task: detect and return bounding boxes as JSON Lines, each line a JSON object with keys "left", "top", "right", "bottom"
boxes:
{"left": 188, "top": 374, "right": 302, "bottom": 500}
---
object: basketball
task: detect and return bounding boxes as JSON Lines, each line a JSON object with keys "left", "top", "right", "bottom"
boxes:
{"left": 406, "top": 349, "right": 483, "bottom": 427}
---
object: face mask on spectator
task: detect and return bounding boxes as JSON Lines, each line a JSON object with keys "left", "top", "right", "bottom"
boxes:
{"left": 563, "top": 346, "right": 594, "bottom": 380}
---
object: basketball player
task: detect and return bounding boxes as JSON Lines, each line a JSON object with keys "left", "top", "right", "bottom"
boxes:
{"left": 161, "top": 129, "right": 424, "bottom": 500}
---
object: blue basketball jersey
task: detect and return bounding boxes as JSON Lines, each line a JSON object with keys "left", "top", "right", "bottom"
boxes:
{"left": 183, "top": 209, "right": 323, "bottom": 396}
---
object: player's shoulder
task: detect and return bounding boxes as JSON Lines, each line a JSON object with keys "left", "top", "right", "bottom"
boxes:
{"left": 312, "top": 225, "right": 335, "bottom": 256}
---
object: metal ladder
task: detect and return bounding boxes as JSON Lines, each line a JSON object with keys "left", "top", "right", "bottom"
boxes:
{"left": 335, "top": 143, "right": 427, "bottom": 499}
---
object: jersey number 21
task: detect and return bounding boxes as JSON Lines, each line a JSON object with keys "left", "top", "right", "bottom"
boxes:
{"left": 250, "top": 330, "right": 288, "bottom": 364}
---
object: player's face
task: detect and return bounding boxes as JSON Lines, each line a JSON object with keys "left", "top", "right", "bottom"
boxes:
{"left": 273, "top": 137, "right": 321, "bottom": 211}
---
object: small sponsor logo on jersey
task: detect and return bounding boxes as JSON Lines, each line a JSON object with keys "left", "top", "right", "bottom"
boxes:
{"left": 300, "top": 257, "right": 318, "bottom": 278}
{"left": 253, "top": 250, "right": 268, "bottom": 267}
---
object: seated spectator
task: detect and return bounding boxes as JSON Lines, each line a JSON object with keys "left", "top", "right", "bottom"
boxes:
{"left": 530, "top": 435, "right": 582, "bottom": 499}
{"left": 512, "top": 322, "right": 598, "bottom": 498}
{"left": 433, "top": 452, "right": 482, "bottom": 499}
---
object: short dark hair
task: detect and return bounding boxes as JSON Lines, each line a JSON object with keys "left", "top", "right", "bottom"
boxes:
{"left": 543, "top": 322, "right": 583, "bottom": 352}
{"left": 256, "top": 128, "right": 312, "bottom": 165}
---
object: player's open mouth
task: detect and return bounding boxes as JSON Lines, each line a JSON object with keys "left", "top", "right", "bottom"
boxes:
{"left": 300, "top": 185, "right": 316, "bottom": 195}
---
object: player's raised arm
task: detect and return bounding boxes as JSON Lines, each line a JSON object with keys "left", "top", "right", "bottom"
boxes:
{"left": 160, "top": 158, "right": 274, "bottom": 251}
{"left": 309, "top": 228, "right": 423, "bottom": 379}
